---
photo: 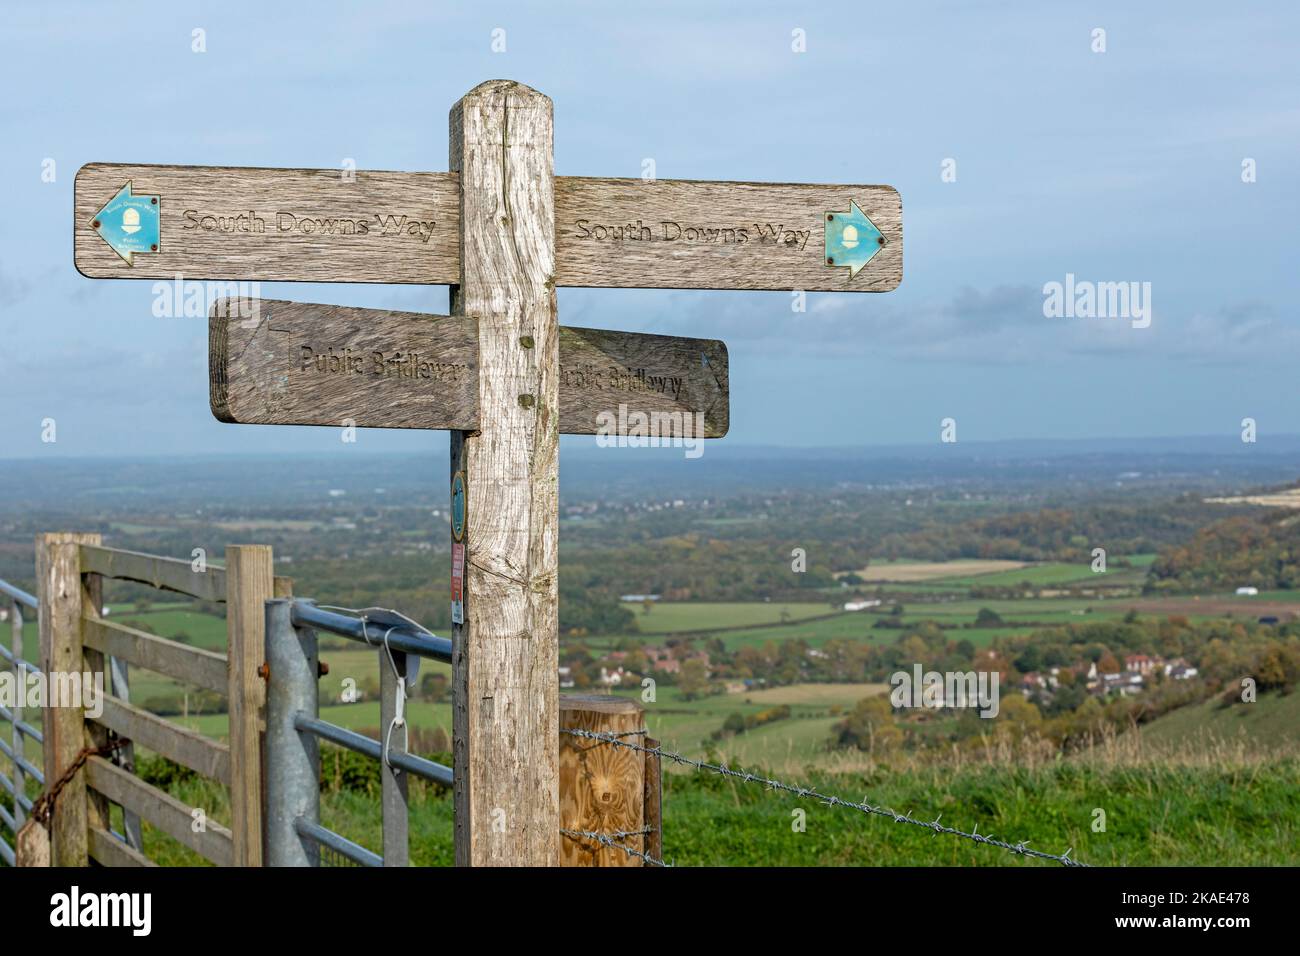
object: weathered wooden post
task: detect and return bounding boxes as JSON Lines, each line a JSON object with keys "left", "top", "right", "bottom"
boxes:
{"left": 226, "top": 544, "right": 275, "bottom": 866}
{"left": 559, "top": 694, "right": 650, "bottom": 866}
{"left": 643, "top": 734, "right": 663, "bottom": 864}
{"left": 36, "top": 531, "right": 105, "bottom": 867}
{"left": 449, "top": 80, "right": 560, "bottom": 867}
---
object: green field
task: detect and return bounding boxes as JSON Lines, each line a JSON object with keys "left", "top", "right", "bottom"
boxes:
{"left": 925, "top": 562, "right": 1097, "bottom": 588}
{"left": 594, "top": 683, "right": 884, "bottom": 767}
{"left": 862, "top": 555, "right": 1156, "bottom": 593}
{"left": 619, "top": 601, "right": 832, "bottom": 633}
{"left": 114, "top": 609, "right": 229, "bottom": 652}
{"left": 7, "top": 573, "right": 1300, "bottom": 866}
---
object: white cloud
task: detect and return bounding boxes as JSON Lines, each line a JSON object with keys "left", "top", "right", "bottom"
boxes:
{"left": 649, "top": 284, "right": 1300, "bottom": 365}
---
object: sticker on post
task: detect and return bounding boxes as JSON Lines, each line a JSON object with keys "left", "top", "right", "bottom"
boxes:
{"left": 451, "top": 542, "right": 465, "bottom": 625}
{"left": 451, "top": 471, "right": 466, "bottom": 542}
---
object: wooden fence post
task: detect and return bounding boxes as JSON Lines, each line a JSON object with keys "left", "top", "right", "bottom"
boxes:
{"left": 559, "top": 694, "right": 648, "bottom": 866}
{"left": 643, "top": 735, "right": 663, "bottom": 865}
{"left": 36, "top": 531, "right": 103, "bottom": 867}
{"left": 226, "top": 545, "right": 274, "bottom": 866}
{"left": 449, "top": 79, "right": 560, "bottom": 866}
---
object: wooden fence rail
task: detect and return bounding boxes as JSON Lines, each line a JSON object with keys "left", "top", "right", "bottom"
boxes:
{"left": 82, "top": 617, "right": 228, "bottom": 695}
{"left": 26, "top": 534, "right": 283, "bottom": 867}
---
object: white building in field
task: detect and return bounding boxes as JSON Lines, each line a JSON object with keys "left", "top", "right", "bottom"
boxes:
{"left": 843, "top": 599, "right": 882, "bottom": 612}
{"left": 1236, "top": 586, "right": 1259, "bottom": 596}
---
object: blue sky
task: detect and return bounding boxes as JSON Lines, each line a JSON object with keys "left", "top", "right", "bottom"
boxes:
{"left": 1, "top": 1, "right": 1297, "bottom": 458}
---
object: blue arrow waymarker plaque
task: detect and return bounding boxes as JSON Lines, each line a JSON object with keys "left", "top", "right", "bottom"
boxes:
{"left": 91, "top": 181, "right": 161, "bottom": 265}
{"left": 824, "top": 200, "right": 884, "bottom": 279}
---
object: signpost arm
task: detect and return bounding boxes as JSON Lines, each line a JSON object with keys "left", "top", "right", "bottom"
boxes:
{"left": 448, "top": 80, "right": 560, "bottom": 866}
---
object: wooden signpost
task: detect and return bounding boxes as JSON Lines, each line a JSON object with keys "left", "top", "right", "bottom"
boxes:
{"left": 208, "top": 298, "right": 729, "bottom": 436}
{"left": 75, "top": 174, "right": 900, "bottom": 292}
{"left": 74, "top": 78, "right": 902, "bottom": 867}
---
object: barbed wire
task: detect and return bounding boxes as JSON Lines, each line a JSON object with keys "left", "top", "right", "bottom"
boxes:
{"left": 561, "top": 827, "right": 669, "bottom": 867}
{"left": 562, "top": 728, "right": 1089, "bottom": 868}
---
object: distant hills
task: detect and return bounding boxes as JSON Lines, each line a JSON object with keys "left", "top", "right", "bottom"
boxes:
{"left": 3, "top": 433, "right": 1299, "bottom": 511}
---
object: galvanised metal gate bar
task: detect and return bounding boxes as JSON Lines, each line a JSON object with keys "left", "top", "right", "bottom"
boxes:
{"left": 264, "top": 598, "right": 453, "bottom": 867}
{"left": 0, "top": 580, "right": 42, "bottom": 866}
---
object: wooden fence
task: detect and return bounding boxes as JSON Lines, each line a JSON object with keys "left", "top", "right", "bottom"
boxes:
{"left": 32, "top": 533, "right": 288, "bottom": 867}
{"left": 2, "top": 535, "right": 660, "bottom": 866}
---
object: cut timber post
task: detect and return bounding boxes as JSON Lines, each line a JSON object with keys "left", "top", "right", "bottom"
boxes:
{"left": 36, "top": 531, "right": 102, "bottom": 867}
{"left": 643, "top": 736, "right": 663, "bottom": 866}
{"left": 226, "top": 545, "right": 274, "bottom": 866}
{"left": 449, "top": 79, "right": 560, "bottom": 867}
{"left": 559, "top": 694, "right": 647, "bottom": 866}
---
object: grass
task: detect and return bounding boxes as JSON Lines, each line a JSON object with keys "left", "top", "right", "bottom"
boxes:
{"left": 659, "top": 752, "right": 1300, "bottom": 866}
{"left": 848, "top": 559, "right": 1028, "bottom": 583}
{"left": 709, "top": 614, "right": 888, "bottom": 650}
{"left": 1138, "top": 689, "right": 1300, "bottom": 750}
{"left": 7, "top": 677, "right": 1298, "bottom": 867}
{"left": 114, "top": 609, "right": 229, "bottom": 652}
{"left": 619, "top": 601, "right": 832, "bottom": 633}
{"left": 594, "top": 683, "right": 883, "bottom": 767}
{"left": 925, "top": 562, "right": 1095, "bottom": 588}
{"left": 74, "top": 731, "right": 1298, "bottom": 867}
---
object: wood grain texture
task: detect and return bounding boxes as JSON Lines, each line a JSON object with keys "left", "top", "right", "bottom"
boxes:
{"left": 450, "top": 79, "right": 560, "bottom": 867}
{"left": 85, "top": 756, "right": 234, "bottom": 866}
{"left": 555, "top": 176, "right": 902, "bottom": 291}
{"left": 82, "top": 617, "right": 228, "bottom": 695}
{"left": 76, "top": 163, "right": 901, "bottom": 291}
{"left": 94, "top": 696, "right": 231, "bottom": 785}
{"left": 74, "top": 163, "right": 460, "bottom": 283}
{"left": 210, "top": 299, "right": 478, "bottom": 431}
{"left": 80, "top": 559, "right": 113, "bottom": 843}
{"left": 643, "top": 736, "right": 662, "bottom": 866}
{"left": 225, "top": 545, "right": 273, "bottom": 867}
{"left": 209, "top": 298, "right": 728, "bottom": 436}
{"left": 88, "top": 826, "right": 156, "bottom": 867}
{"left": 79, "top": 544, "right": 227, "bottom": 603}
{"left": 36, "top": 532, "right": 100, "bottom": 867}
{"left": 559, "top": 695, "right": 645, "bottom": 867}
{"left": 560, "top": 325, "right": 728, "bottom": 437}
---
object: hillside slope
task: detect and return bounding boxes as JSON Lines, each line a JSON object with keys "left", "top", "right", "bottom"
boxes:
{"left": 1138, "top": 689, "right": 1300, "bottom": 749}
